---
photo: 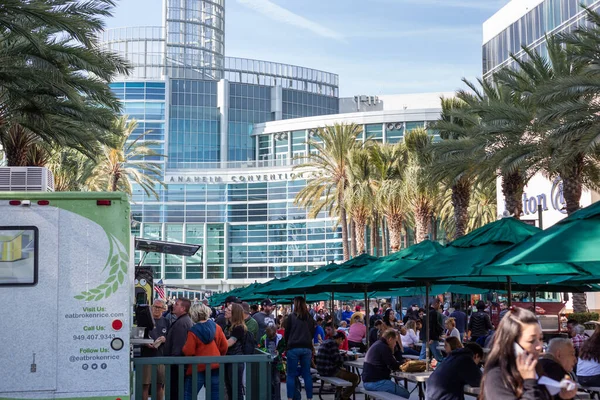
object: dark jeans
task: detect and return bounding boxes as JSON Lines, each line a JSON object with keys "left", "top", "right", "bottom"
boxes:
{"left": 578, "top": 374, "right": 600, "bottom": 387}
{"left": 335, "top": 369, "right": 359, "bottom": 400}
{"left": 169, "top": 364, "right": 182, "bottom": 400}
{"left": 403, "top": 346, "right": 420, "bottom": 356}
{"left": 184, "top": 369, "right": 220, "bottom": 400}
{"left": 271, "top": 363, "right": 281, "bottom": 400}
{"left": 348, "top": 341, "right": 366, "bottom": 353}
{"left": 225, "top": 362, "right": 245, "bottom": 400}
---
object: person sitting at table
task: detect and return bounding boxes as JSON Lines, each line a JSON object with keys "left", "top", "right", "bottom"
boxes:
{"left": 362, "top": 329, "right": 410, "bottom": 398}
{"left": 400, "top": 320, "right": 420, "bottom": 356}
{"left": 383, "top": 308, "right": 399, "bottom": 329}
{"left": 576, "top": 325, "right": 600, "bottom": 388}
{"left": 315, "top": 331, "right": 359, "bottom": 400}
{"left": 444, "top": 336, "right": 463, "bottom": 354}
{"left": 425, "top": 342, "right": 484, "bottom": 400}
{"left": 347, "top": 314, "right": 367, "bottom": 353}
{"left": 369, "top": 320, "right": 385, "bottom": 345}
{"left": 536, "top": 338, "right": 577, "bottom": 400}
{"left": 444, "top": 317, "right": 461, "bottom": 340}
{"left": 324, "top": 322, "right": 349, "bottom": 351}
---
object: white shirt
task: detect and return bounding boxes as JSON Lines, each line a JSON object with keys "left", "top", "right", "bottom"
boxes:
{"left": 577, "top": 358, "right": 600, "bottom": 377}
{"left": 447, "top": 328, "right": 460, "bottom": 340}
{"left": 401, "top": 328, "right": 419, "bottom": 347}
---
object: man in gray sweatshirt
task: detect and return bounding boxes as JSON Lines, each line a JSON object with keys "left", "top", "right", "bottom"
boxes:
{"left": 253, "top": 299, "right": 276, "bottom": 339}
{"left": 165, "top": 297, "right": 193, "bottom": 400}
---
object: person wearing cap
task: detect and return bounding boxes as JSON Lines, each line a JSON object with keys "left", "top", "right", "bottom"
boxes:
{"left": 253, "top": 299, "right": 276, "bottom": 339}
{"left": 216, "top": 296, "right": 240, "bottom": 331}
{"left": 242, "top": 302, "right": 259, "bottom": 340}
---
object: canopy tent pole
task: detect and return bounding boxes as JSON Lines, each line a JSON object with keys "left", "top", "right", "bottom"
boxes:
{"left": 507, "top": 276, "right": 512, "bottom": 307}
{"left": 532, "top": 287, "right": 537, "bottom": 314}
{"left": 331, "top": 291, "right": 335, "bottom": 323}
{"left": 364, "top": 286, "right": 370, "bottom": 348}
{"left": 425, "top": 282, "right": 431, "bottom": 371}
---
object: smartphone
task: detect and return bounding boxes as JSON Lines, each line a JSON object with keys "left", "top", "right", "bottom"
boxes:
{"left": 513, "top": 342, "right": 528, "bottom": 357}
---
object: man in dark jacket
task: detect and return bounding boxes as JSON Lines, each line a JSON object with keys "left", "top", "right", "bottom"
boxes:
{"left": 164, "top": 297, "right": 193, "bottom": 400}
{"left": 315, "top": 332, "right": 359, "bottom": 400}
{"left": 362, "top": 330, "right": 409, "bottom": 397}
{"left": 425, "top": 343, "right": 484, "bottom": 400}
{"left": 536, "top": 338, "right": 578, "bottom": 400}
{"left": 449, "top": 303, "right": 468, "bottom": 341}
{"left": 419, "top": 299, "right": 444, "bottom": 361}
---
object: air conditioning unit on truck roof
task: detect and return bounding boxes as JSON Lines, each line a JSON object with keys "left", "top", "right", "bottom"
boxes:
{"left": 0, "top": 167, "right": 55, "bottom": 191}
{"left": 0, "top": 192, "right": 132, "bottom": 399}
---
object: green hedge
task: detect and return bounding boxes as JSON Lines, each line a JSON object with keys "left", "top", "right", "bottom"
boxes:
{"left": 566, "top": 312, "right": 599, "bottom": 327}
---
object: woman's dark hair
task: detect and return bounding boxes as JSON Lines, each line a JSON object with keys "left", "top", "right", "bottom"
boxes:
{"left": 293, "top": 296, "right": 309, "bottom": 319}
{"left": 480, "top": 307, "right": 538, "bottom": 399}
{"left": 580, "top": 326, "right": 600, "bottom": 362}
{"left": 445, "top": 336, "right": 463, "bottom": 351}
{"left": 383, "top": 309, "right": 395, "bottom": 326}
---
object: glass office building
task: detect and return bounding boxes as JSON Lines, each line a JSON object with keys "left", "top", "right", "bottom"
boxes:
{"left": 483, "top": 0, "right": 600, "bottom": 78}
{"left": 100, "top": 0, "right": 445, "bottom": 291}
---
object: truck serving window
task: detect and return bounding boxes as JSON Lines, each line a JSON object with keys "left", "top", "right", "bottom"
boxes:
{"left": 0, "top": 227, "right": 38, "bottom": 286}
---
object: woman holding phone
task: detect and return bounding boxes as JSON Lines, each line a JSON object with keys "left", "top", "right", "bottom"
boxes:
{"left": 480, "top": 307, "right": 577, "bottom": 400}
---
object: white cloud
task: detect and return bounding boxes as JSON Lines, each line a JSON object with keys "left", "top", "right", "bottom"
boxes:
{"left": 236, "top": 0, "right": 346, "bottom": 41}
{"left": 349, "top": 25, "right": 481, "bottom": 39}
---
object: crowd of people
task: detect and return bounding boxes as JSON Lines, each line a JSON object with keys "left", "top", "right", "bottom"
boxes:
{"left": 135, "top": 295, "right": 600, "bottom": 400}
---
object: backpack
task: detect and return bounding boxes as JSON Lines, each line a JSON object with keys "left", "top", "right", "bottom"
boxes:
{"left": 242, "top": 330, "right": 257, "bottom": 355}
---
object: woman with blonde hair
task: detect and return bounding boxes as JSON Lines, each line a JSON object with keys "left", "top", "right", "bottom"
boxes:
{"left": 225, "top": 302, "right": 247, "bottom": 399}
{"left": 400, "top": 320, "right": 420, "bottom": 356}
{"left": 444, "top": 317, "right": 460, "bottom": 340}
{"left": 182, "top": 304, "right": 228, "bottom": 400}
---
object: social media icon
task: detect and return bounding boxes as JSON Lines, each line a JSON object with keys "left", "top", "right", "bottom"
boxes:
{"left": 82, "top": 364, "right": 88, "bottom": 370}
{"left": 91, "top": 363, "right": 98, "bottom": 370}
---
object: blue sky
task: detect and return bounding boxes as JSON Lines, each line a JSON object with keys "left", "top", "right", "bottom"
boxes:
{"left": 105, "top": 0, "right": 510, "bottom": 97}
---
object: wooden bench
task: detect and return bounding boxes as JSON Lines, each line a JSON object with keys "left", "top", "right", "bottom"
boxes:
{"left": 315, "top": 375, "right": 353, "bottom": 400}
{"left": 358, "top": 385, "right": 407, "bottom": 399}
{"left": 403, "top": 355, "right": 420, "bottom": 360}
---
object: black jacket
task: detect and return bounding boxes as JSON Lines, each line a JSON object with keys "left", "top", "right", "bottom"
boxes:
{"left": 284, "top": 313, "right": 315, "bottom": 350}
{"left": 362, "top": 338, "right": 401, "bottom": 383}
{"left": 420, "top": 307, "right": 443, "bottom": 342}
{"left": 425, "top": 348, "right": 482, "bottom": 400}
{"left": 164, "top": 314, "right": 193, "bottom": 356}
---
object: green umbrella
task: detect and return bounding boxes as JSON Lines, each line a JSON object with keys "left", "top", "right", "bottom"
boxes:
{"left": 490, "top": 201, "right": 600, "bottom": 279}
{"left": 401, "top": 218, "right": 543, "bottom": 283}
{"left": 257, "top": 271, "right": 315, "bottom": 296}
{"left": 333, "top": 240, "right": 444, "bottom": 291}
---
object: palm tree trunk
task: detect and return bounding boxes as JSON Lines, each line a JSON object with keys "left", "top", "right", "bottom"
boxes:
{"left": 564, "top": 154, "right": 586, "bottom": 312}
{"left": 350, "top": 220, "right": 357, "bottom": 258}
{"left": 381, "top": 216, "right": 388, "bottom": 256}
{"left": 415, "top": 200, "right": 433, "bottom": 243}
{"left": 452, "top": 178, "right": 471, "bottom": 239}
{"left": 501, "top": 171, "right": 525, "bottom": 218}
{"left": 340, "top": 205, "right": 350, "bottom": 261}
{"left": 355, "top": 218, "right": 366, "bottom": 254}
{"left": 387, "top": 213, "right": 403, "bottom": 252}
{"left": 370, "top": 212, "right": 379, "bottom": 257}
{"left": 111, "top": 173, "right": 120, "bottom": 192}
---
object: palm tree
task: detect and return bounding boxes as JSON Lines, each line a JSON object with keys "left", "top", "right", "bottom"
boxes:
{"left": 48, "top": 149, "right": 98, "bottom": 192}
{"left": 294, "top": 123, "right": 364, "bottom": 261}
{"left": 370, "top": 142, "right": 408, "bottom": 252}
{"left": 429, "top": 97, "right": 481, "bottom": 238}
{"left": 0, "top": 1, "right": 129, "bottom": 165}
{"left": 345, "top": 148, "right": 374, "bottom": 254}
{"left": 87, "top": 116, "right": 164, "bottom": 199}
{"left": 438, "top": 183, "right": 497, "bottom": 239}
{"left": 404, "top": 128, "right": 440, "bottom": 243}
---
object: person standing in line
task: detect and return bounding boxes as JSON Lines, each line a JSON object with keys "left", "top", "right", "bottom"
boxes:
{"left": 449, "top": 302, "right": 468, "bottom": 341}
{"left": 468, "top": 300, "right": 493, "bottom": 344}
{"left": 141, "top": 299, "right": 169, "bottom": 400}
{"left": 182, "top": 303, "right": 228, "bottom": 400}
{"left": 284, "top": 296, "right": 316, "bottom": 400}
{"left": 241, "top": 302, "right": 259, "bottom": 340}
{"left": 480, "top": 307, "right": 549, "bottom": 399}
{"left": 253, "top": 298, "right": 276, "bottom": 339}
{"left": 419, "top": 299, "right": 444, "bottom": 362}
{"left": 164, "top": 297, "right": 193, "bottom": 400}
{"left": 216, "top": 295, "right": 241, "bottom": 331}
{"left": 224, "top": 303, "right": 247, "bottom": 400}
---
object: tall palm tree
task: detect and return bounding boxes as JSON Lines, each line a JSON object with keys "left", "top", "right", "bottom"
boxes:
{"left": 345, "top": 148, "right": 374, "bottom": 254}
{"left": 48, "top": 149, "right": 98, "bottom": 192}
{"left": 370, "top": 142, "right": 408, "bottom": 252}
{"left": 429, "top": 97, "right": 481, "bottom": 238}
{"left": 438, "top": 183, "right": 497, "bottom": 239}
{"left": 0, "top": 1, "right": 129, "bottom": 165}
{"left": 294, "top": 123, "right": 364, "bottom": 261}
{"left": 87, "top": 116, "right": 164, "bottom": 198}
{"left": 404, "top": 128, "right": 439, "bottom": 243}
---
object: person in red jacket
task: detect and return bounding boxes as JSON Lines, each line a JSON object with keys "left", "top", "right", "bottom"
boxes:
{"left": 182, "top": 303, "right": 228, "bottom": 400}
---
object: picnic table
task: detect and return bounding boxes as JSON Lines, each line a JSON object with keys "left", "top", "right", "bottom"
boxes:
{"left": 392, "top": 370, "right": 432, "bottom": 400}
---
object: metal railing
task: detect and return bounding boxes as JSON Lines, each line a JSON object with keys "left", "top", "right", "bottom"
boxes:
{"left": 133, "top": 352, "right": 273, "bottom": 400}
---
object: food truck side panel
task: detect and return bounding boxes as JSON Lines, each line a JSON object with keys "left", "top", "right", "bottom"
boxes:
{"left": 0, "top": 193, "right": 132, "bottom": 399}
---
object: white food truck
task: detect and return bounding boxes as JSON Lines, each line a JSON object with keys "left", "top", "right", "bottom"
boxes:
{"left": 0, "top": 191, "right": 132, "bottom": 400}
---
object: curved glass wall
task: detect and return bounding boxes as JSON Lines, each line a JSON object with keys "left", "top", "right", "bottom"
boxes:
{"left": 483, "top": 0, "right": 600, "bottom": 76}
{"left": 165, "top": 0, "right": 225, "bottom": 80}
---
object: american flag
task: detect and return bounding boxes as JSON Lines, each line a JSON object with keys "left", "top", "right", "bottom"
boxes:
{"left": 154, "top": 279, "right": 166, "bottom": 299}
